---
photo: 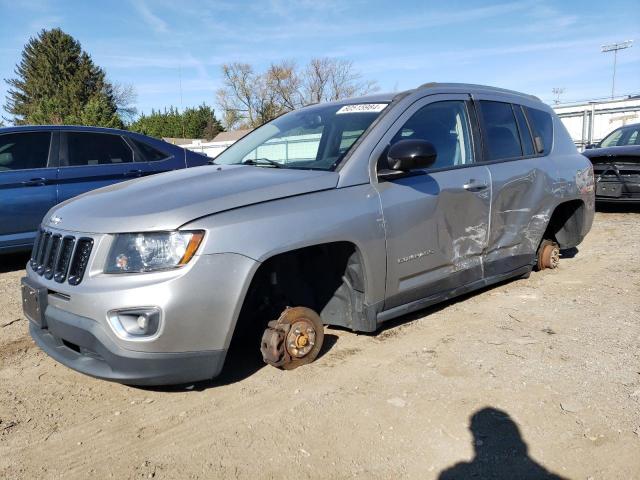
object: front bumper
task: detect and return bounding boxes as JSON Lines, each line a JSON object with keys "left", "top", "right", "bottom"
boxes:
{"left": 24, "top": 229, "right": 260, "bottom": 385}
{"left": 30, "top": 306, "right": 225, "bottom": 385}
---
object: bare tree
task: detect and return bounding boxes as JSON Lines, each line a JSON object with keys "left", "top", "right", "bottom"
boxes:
{"left": 111, "top": 82, "right": 138, "bottom": 124}
{"left": 266, "top": 60, "right": 302, "bottom": 111}
{"left": 216, "top": 58, "right": 378, "bottom": 129}
{"left": 216, "top": 63, "right": 283, "bottom": 130}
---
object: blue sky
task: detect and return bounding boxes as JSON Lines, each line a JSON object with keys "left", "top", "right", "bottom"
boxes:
{"left": 1, "top": 0, "right": 639, "bottom": 122}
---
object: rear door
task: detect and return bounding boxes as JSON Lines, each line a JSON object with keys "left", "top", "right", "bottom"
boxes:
{"left": 375, "top": 94, "right": 492, "bottom": 310}
{"left": 473, "top": 96, "right": 556, "bottom": 276}
{"left": 0, "top": 131, "right": 57, "bottom": 250}
{"left": 57, "top": 131, "right": 144, "bottom": 203}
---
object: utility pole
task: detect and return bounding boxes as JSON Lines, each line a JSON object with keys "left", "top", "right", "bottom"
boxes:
{"left": 552, "top": 87, "right": 565, "bottom": 104}
{"left": 601, "top": 40, "right": 633, "bottom": 99}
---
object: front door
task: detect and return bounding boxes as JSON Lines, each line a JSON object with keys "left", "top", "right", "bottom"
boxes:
{"left": 375, "top": 95, "right": 492, "bottom": 310}
{"left": 0, "top": 131, "right": 57, "bottom": 250}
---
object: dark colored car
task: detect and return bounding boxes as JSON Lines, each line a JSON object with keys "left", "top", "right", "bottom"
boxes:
{"left": 0, "top": 125, "right": 209, "bottom": 253}
{"left": 583, "top": 123, "right": 640, "bottom": 203}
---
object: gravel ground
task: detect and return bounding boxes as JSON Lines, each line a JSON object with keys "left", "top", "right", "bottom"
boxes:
{"left": 1, "top": 208, "right": 639, "bottom": 479}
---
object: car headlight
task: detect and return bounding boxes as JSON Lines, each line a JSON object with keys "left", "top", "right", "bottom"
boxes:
{"left": 105, "top": 231, "right": 204, "bottom": 273}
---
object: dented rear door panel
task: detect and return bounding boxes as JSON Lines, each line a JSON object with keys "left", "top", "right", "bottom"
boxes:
{"left": 484, "top": 157, "right": 556, "bottom": 276}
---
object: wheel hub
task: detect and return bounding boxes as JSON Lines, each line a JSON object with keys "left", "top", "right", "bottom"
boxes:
{"left": 286, "top": 320, "right": 316, "bottom": 358}
{"left": 260, "top": 307, "right": 325, "bottom": 370}
{"left": 538, "top": 240, "right": 560, "bottom": 270}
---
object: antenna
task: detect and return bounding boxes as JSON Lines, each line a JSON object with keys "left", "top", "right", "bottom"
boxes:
{"left": 179, "top": 65, "right": 186, "bottom": 139}
{"left": 601, "top": 40, "right": 633, "bottom": 99}
{"left": 552, "top": 87, "right": 565, "bottom": 104}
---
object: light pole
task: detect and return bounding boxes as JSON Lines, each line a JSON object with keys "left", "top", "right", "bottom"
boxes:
{"left": 601, "top": 40, "right": 633, "bottom": 99}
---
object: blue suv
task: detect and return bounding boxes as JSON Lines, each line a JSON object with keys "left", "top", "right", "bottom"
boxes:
{"left": 0, "top": 125, "right": 210, "bottom": 253}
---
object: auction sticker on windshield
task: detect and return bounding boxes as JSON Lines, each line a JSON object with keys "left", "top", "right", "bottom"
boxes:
{"left": 336, "top": 104, "right": 387, "bottom": 114}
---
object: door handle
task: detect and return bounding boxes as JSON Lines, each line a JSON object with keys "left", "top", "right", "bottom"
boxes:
{"left": 463, "top": 180, "right": 488, "bottom": 192}
{"left": 125, "top": 169, "right": 143, "bottom": 177}
{"left": 22, "top": 177, "right": 47, "bottom": 187}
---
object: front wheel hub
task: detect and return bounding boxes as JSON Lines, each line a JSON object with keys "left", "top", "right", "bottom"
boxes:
{"left": 260, "top": 307, "right": 324, "bottom": 370}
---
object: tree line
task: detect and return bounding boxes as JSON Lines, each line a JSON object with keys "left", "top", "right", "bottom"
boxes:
{"left": 3, "top": 28, "right": 377, "bottom": 139}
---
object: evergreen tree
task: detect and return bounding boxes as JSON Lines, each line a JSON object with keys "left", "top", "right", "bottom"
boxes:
{"left": 130, "top": 104, "right": 224, "bottom": 140}
{"left": 4, "top": 28, "right": 124, "bottom": 128}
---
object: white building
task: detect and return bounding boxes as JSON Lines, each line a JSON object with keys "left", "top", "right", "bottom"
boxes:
{"left": 552, "top": 95, "right": 640, "bottom": 149}
{"left": 164, "top": 129, "right": 252, "bottom": 158}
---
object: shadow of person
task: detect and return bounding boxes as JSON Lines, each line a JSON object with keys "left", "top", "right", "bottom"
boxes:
{"left": 439, "top": 408, "right": 567, "bottom": 480}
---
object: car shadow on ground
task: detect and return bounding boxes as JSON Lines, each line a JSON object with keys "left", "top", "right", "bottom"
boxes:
{"left": 140, "top": 333, "right": 339, "bottom": 393}
{"left": 438, "top": 407, "right": 567, "bottom": 479}
{"left": 596, "top": 202, "right": 640, "bottom": 213}
{"left": 0, "top": 252, "right": 30, "bottom": 274}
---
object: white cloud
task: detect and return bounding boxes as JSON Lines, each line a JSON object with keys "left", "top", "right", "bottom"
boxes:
{"left": 131, "top": 0, "right": 169, "bottom": 33}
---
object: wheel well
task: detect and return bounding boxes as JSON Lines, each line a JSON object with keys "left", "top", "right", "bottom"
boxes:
{"left": 543, "top": 200, "right": 586, "bottom": 248}
{"left": 232, "top": 242, "right": 371, "bottom": 345}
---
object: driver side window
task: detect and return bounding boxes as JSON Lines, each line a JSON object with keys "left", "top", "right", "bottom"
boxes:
{"left": 390, "top": 101, "right": 474, "bottom": 169}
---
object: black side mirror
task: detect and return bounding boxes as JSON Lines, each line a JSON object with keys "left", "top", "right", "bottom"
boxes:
{"left": 387, "top": 139, "right": 437, "bottom": 171}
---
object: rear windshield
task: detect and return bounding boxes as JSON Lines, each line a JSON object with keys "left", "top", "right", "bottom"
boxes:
{"left": 214, "top": 103, "right": 388, "bottom": 170}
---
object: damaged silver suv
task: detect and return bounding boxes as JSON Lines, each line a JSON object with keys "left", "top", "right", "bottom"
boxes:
{"left": 22, "top": 83, "right": 595, "bottom": 385}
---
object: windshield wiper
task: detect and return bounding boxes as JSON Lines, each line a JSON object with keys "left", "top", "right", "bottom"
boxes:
{"left": 241, "top": 158, "right": 283, "bottom": 168}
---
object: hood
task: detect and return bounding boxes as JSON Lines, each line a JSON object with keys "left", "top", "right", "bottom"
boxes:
{"left": 46, "top": 164, "right": 339, "bottom": 233}
{"left": 582, "top": 145, "right": 640, "bottom": 162}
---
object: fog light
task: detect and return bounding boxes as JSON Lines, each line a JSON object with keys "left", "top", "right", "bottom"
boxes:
{"left": 107, "top": 307, "right": 161, "bottom": 340}
{"left": 137, "top": 315, "right": 148, "bottom": 331}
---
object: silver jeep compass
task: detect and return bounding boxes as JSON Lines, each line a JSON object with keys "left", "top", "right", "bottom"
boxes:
{"left": 22, "top": 83, "right": 595, "bottom": 385}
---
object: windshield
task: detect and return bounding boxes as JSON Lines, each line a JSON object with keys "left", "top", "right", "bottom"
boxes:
{"left": 214, "top": 102, "right": 388, "bottom": 170}
{"left": 600, "top": 125, "right": 640, "bottom": 147}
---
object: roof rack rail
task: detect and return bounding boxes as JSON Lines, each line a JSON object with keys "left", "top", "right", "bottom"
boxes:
{"left": 416, "top": 82, "right": 541, "bottom": 102}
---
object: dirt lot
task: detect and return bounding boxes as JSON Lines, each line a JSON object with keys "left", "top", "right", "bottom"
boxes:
{"left": 1, "top": 208, "right": 639, "bottom": 479}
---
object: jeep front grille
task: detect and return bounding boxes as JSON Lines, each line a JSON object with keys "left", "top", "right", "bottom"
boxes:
{"left": 30, "top": 230, "right": 94, "bottom": 286}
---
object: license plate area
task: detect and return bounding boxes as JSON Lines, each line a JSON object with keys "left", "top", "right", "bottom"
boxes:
{"left": 21, "top": 277, "right": 48, "bottom": 328}
{"left": 596, "top": 182, "right": 623, "bottom": 197}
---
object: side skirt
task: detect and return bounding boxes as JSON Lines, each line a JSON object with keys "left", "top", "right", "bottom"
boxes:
{"left": 375, "top": 265, "right": 532, "bottom": 325}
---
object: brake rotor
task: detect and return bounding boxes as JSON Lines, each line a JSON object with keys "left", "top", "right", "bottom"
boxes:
{"left": 537, "top": 240, "right": 560, "bottom": 270}
{"left": 260, "top": 306, "right": 324, "bottom": 370}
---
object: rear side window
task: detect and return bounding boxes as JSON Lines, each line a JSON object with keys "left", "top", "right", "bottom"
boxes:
{"left": 130, "top": 138, "right": 169, "bottom": 162}
{"left": 525, "top": 107, "right": 553, "bottom": 155}
{"left": 0, "top": 132, "right": 51, "bottom": 171}
{"left": 478, "top": 101, "right": 522, "bottom": 160}
{"left": 65, "top": 132, "right": 133, "bottom": 166}
{"left": 513, "top": 105, "right": 535, "bottom": 156}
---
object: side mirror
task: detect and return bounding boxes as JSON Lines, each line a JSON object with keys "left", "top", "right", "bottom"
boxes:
{"left": 387, "top": 139, "right": 437, "bottom": 171}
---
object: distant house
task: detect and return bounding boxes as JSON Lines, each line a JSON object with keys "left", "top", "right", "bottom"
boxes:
{"left": 162, "top": 137, "right": 201, "bottom": 146}
{"left": 169, "top": 129, "right": 253, "bottom": 158}
{"left": 212, "top": 129, "right": 252, "bottom": 143}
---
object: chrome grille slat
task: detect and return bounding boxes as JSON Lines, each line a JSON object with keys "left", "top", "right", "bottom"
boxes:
{"left": 68, "top": 238, "right": 94, "bottom": 286}
{"left": 54, "top": 236, "right": 76, "bottom": 283}
{"left": 44, "top": 235, "right": 62, "bottom": 280}
{"left": 30, "top": 230, "right": 42, "bottom": 268}
{"left": 36, "top": 232, "right": 51, "bottom": 275}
